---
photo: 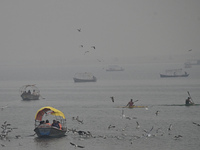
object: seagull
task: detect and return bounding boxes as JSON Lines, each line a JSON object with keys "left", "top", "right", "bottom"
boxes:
{"left": 1, "top": 144, "right": 6, "bottom": 147}
{"left": 174, "top": 135, "right": 183, "bottom": 140}
{"left": 143, "top": 126, "right": 154, "bottom": 137}
{"left": 168, "top": 124, "right": 172, "bottom": 131}
{"left": 136, "top": 121, "right": 140, "bottom": 129}
{"left": 110, "top": 96, "right": 114, "bottom": 102}
{"left": 76, "top": 116, "right": 83, "bottom": 124}
{"left": 77, "top": 28, "right": 81, "bottom": 32}
{"left": 15, "top": 135, "right": 22, "bottom": 139}
{"left": 193, "top": 122, "right": 200, "bottom": 126}
{"left": 70, "top": 142, "right": 85, "bottom": 148}
{"left": 155, "top": 110, "right": 160, "bottom": 116}
{"left": 108, "top": 125, "right": 115, "bottom": 129}
{"left": 91, "top": 46, "right": 96, "bottom": 49}
{"left": 84, "top": 51, "right": 89, "bottom": 55}
{"left": 125, "top": 116, "right": 132, "bottom": 120}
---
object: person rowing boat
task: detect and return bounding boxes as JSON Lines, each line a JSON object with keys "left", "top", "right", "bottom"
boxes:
{"left": 126, "top": 99, "right": 139, "bottom": 107}
{"left": 185, "top": 91, "right": 195, "bottom": 106}
{"left": 185, "top": 97, "right": 194, "bottom": 105}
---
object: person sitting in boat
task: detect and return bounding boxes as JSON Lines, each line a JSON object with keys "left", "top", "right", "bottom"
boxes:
{"left": 126, "top": 99, "right": 134, "bottom": 107}
{"left": 185, "top": 97, "right": 193, "bottom": 105}
{"left": 39, "top": 120, "right": 45, "bottom": 125}
{"left": 57, "top": 121, "right": 62, "bottom": 130}
{"left": 28, "top": 90, "right": 31, "bottom": 95}
{"left": 51, "top": 120, "right": 60, "bottom": 129}
{"left": 32, "top": 90, "right": 37, "bottom": 95}
{"left": 45, "top": 120, "right": 51, "bottom": 126}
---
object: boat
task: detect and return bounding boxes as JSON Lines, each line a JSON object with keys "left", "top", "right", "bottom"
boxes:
{"left": 119, "top": 105, "right": 147, "bottom": 108}
{"left": 34, "top": 106, "right": 67, "bottom": 138}
{"left": 159, "top": 104, "right": 200, "bottom": 106}
{"left": 160, "top": 68, "right": 189, "bottom": 78}
{"left": 106, "top": 65, "right": 124, "bottom": 71}
{"left": 19, "top": 85, "right": 41, "bottom": 100}
{"left": 73, "top": 72, "right": 97, "bottom": 82}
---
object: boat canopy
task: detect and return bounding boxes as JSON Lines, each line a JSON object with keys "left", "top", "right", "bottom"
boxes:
{"left": 19, "top": 84, "right": 40, "bottom": 95}
{"left": 35, "top": 106, "right": 66, "bottom": 121}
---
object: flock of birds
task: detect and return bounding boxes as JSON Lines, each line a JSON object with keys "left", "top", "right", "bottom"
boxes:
{"left": 77, "top": 28, "right": 96, "bottom": 55}
{"left": 64, "top": 96, "right": 200, "bottom": 149}
{"left": 1, "top": 96, "right": 199, "bottom": 149}
{"left": 1, "top": 98, "right": 200, "bottom": 149}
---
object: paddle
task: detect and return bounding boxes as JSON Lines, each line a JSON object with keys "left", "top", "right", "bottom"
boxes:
{"left": 187, "top": 91, "right": 194, "bottom": 104}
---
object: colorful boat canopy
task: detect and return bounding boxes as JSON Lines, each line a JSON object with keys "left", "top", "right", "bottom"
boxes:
{"left": 35, "top": 106, "right": 66, "bottom": 121}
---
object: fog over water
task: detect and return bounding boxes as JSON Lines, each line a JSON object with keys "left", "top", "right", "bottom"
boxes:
{"left": 0, "top": 1, "right": 200, "bottom": 150}
{"left": 0, "top": 0, "right": 200, "bottom": 68}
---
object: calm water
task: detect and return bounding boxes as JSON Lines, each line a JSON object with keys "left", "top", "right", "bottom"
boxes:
{"left": 0, "top": 63, "right": 200, "bottom": 150}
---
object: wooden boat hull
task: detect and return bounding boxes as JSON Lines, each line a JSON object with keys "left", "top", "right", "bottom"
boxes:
{"left": 106, "top": 69, "right": 124, "bottom": 71}
{"left": 73, "top": 77, "right": 97, "bottom": 82}
{"left": 21, "top": 93, "right": 39, "bottom": 100}
{"left": 160, "top": 74, "right": 189, "bottom": 78}
{"left": 34, "top": 127, "right": 67, "bottom": 137}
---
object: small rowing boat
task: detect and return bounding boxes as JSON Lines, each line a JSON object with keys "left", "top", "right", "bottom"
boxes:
{"left": 159, "top": 104, "right": 200, "bottom": 106}
{"left": 19, "top": 85, "right": 41, "bottom": 100}
{"left": 119, "top": 106, "right": 147, "bottom": 108}
{"left": 34, "top": 106, "right": 67, "bottom": 138}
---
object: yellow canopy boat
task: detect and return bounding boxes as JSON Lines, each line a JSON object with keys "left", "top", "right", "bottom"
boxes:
{"left": 34, "top": 106, "right": 67, "bottom": 137}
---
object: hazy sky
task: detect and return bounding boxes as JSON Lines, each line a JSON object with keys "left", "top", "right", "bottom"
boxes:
{"left": 0, "top": 0, "right": 200, "bottom": 66}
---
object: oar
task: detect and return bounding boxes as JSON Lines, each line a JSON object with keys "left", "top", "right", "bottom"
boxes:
{"left": 134, "top": 100, "right": 139, "bottom": 103}
{"left": 187, "top": 91, "right": 194, "bottom": 104}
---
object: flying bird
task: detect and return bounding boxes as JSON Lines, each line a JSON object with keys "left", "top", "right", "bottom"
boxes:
{"left": 136, "top": 121, "right": 140, "bottom": 129}
{"left": 174, "top": 135, "right": 183, "bottom": 140}
{"left": 192, "top": 122, "right": 200, "bottom": 126}
{"left": 108, "top": 125, "right": 115, "bottom": 129}
{"left": 70, "top": 142, "right": 85, "bottom": 148}
{"left": 1, "top": 144, "right": 6, "bottom": 147}
{"left": 91, "top": 46, "right": 96, "bottom": 49}
{"left": 168, "top": 124, "right": 172, "bottom": 131}
{"left": 143, "top": 126, "right": 154, "bottom": 137}
{"left": 155, "top": 110, "right": 160, "bottom": 116}
{"left": 110, "top": 96, "right": 114, "bottom": 102}
{"left": 84, "top": 51, "right": 89, "bottom": 55}
{"left": 77, "top": 28, "right": 81, "bottom": 32}
{"left": 188, "top": 49, "right": 192, "bottom": 51}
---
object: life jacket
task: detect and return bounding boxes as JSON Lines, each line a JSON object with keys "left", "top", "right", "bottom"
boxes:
{"left": 46, "top": 123, "right": 51, "bottom": 126}
{"left": 58, "top": 123, "right": 62, "bottom": 130}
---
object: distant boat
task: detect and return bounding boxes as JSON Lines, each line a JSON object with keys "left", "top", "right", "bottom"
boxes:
{"left": 19, "top": 85, "right": 41, "bottom": 100}
{"left": 106, "top": 65, "right": 124, "bottom": 71}
{"left": 73, "top": 72, "right": 97, "bottom": 82}
{"left": 34, "top": 106, "right": 67, "bottom": 137}
{"left": 160, "top": 69, "right": 189, "bottom": 78}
